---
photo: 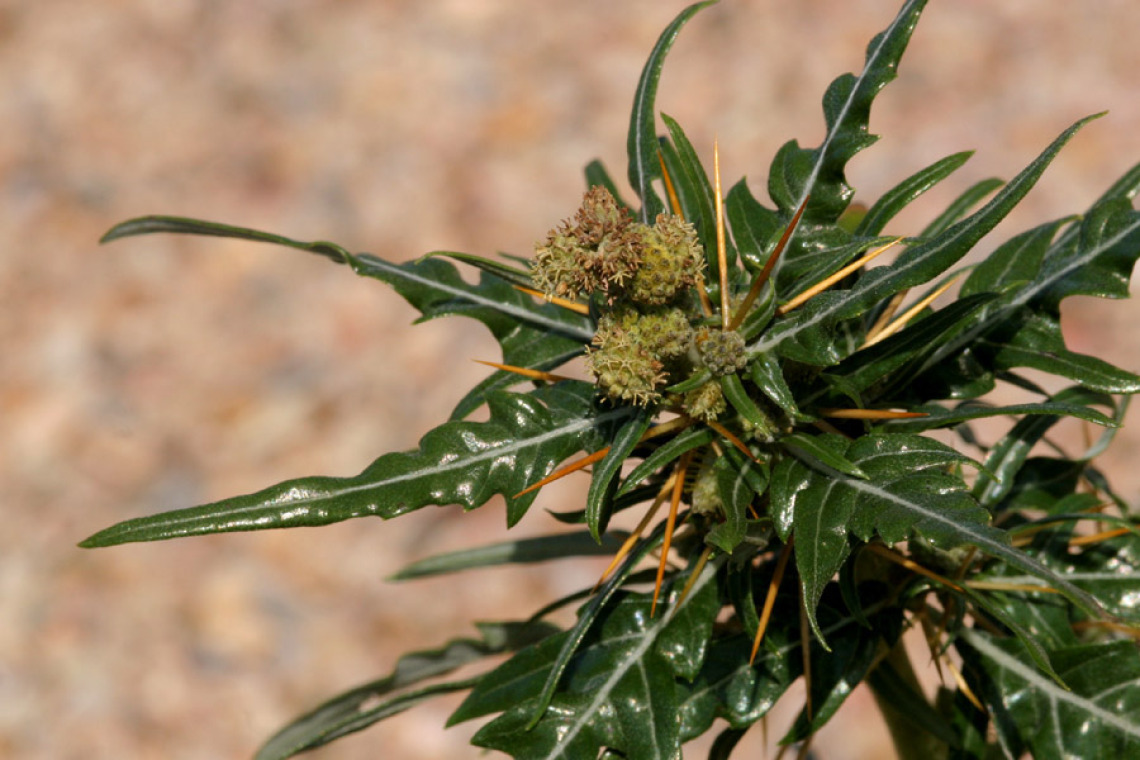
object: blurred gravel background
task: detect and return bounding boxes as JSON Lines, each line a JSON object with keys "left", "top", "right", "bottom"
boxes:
{"left": 3, "top": 1, "right": 1139, "bottom": 758}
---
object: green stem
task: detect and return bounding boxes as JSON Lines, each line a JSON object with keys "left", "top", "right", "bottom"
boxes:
{"left": 868, "top": 638, "right": 949, "bottom": 760}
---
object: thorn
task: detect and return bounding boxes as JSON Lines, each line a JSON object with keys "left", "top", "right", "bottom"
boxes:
{"left": 863, "top": 289, "right": 908, "bottom": 344}
{"left": 818, "top": 408, "right": 928, "bottom": 420}
{"left": 1069, "top": 526, "right": 1133, "bottom": 546}
{"left": 695, "top": 273, "right": 716, "bottom": 318}
{"left": 945, "top": 657, "right": 986, "bottom": 713}
{"left": 594, "top": 472, "right": 677, "bottom": 590}
{"left": 861, "top": 273, "right": 962, "bottom": 348}
{"left": 675, "top": 546, "right": 714, "bottom": 609}
{"left": 513, "top": 284, "right": 590, "bottom": 315}
{"left": 474, "top": 360, "right": 575, "bottom": 384}
{"left": 705, "top": 419, "right": 760, "bottom": 461}
{"left": 915, "top": 602, "right": 946, "bottom": 685}
{"left": 714, "top": 138, "right": 730, "bottom": 331}
{"left": 728, "top": 196, "right": 809, "bottom": 332}
{"left": 515, "top": 417, "right": 692, "bottom": 499}
{"left": 750, "top": 537, "right": 794, "bottom": 664}
{"left": 864, "top": 543, "right": 965, "bottom": 593}
{"left": 514, "top": 448, "right": 609, "bottom": 498}
{"left": 776, "top": 237, "right": 903, "bottom": 316}
{"left": 965, "top": 580, "right": 1060, "bottom": 594}
{"left": 1072, "top": 619, "right": 1140, "bottom": 640}
{"left": 652, "top": 452, "right": 693, "bottom": 617}
{"left": 658, "top": 150, "right": 684, "bottom": 218}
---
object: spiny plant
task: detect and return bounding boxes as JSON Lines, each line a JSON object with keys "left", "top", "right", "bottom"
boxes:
{"left": 82, "top": 1, "right": 1140, "bottom": 758}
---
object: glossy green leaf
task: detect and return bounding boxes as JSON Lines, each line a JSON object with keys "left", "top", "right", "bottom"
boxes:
{"left": 519, "top": 524, "right": 668, "bottom": 733}
{"left": 916, "top": 189, "right": 1140, "bottom": 389}
{"left": 781, "top": 432, "right": 868, "bottom": 480}
{"left": 752, "top": 115, "right": 1101, "bottom": 366}
{"left": 888, "top": 399, "right": 1117, "bottom": 432}
{"left": 749, "top": 351, "right": 801, "bottom": 419}
{"left": 826, "top": 292, "right": 995, "bottom": 396}
{"left": 389, "top": 531, "right": 629, "bottom": 581}
{"left": 100, "top": 214, "right": 353, "bottom": 262}
{"left": 772, "top": 433, "right": 1102, "bottom": 638}
{"left": 705, "top": 450, "right": 764, "bottom": 553}
{"left": 854, "top": 151, "right": 973, "bottom": 237}
{"left": 458, "top": 561, "right": 721, "bottom": 760}
{"left": 765, "top": 0, "right": 927, "bottom": 289}
{"left": 678, "top": 593, "right": 897, "bottom": 740}
{"left": 81, "top": 386, "right": 621, "bottom": 546}
{"left": 627, "top": 1, "right": 717, "bottom": 224}
{"left": 618, "top": 426, "right": 715, "bottom": 498}
{"left": 918, "top": 177, "right": 1003, "bottom": 239}
{"left": 586, "top": 408, "right": 652, "bottom": 540}
{"left": 660, "top": 112, "right": 719, "bottom": 258}
{"left": 426, "top": 251, "right": 533, "bottom": 289}
{"left": 960, "top": 631, "right": 1140, "bottom": 760}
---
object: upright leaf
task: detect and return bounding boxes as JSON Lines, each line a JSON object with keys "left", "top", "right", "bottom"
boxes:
{"left": 627, "top": 2, "right": 717, "bottom": 223}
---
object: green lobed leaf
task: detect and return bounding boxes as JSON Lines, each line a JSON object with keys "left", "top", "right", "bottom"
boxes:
{"left": 980, "top": 531, "right": 1140, "bottom": 624}
{"left": 914, "top": 185, "right": 1140, "bottom": 391}
{"left": 81, "top": 385, "right": 620, "bottom": 546}
{"left": 825, "top": 292, "right": 995, "bottom": 397}
{"left": 627, "top": 1, "right": 718, "bottom": 224}
{"left": 751, "top": 114, "right": 1102, "bottom": 366}
{"left": 425, "top": 251, "right": 534, "bottom": 289}
{"left": 781, "top": 599, "right": 886, "bottom": 742}
{"left": 678, "top": 592, "right": 898, "bottom": 741}
{"left": 971, "top": 387, "right": 1116, "bottom": 508}
{"left": 781, "top": 432, "right": 868, "bottom": 480}
{"left": 705, "top": 449, "right": 766, "bottom": 554}
{"left": 960, "top": 631, "right": 1140, "bottom": 760}
{"left": 766, "top": 0, "right": 928, "bottom": 283}
{"left": 457, "top": 561, "right": 722, "bottom": 760}
{"left": 771, "top": 432, "right": 1103, "bottom": 638}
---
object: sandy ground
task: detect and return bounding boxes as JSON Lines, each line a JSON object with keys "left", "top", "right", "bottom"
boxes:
{"left": 3, "top": 1, "right": 1140, "bottom": 758}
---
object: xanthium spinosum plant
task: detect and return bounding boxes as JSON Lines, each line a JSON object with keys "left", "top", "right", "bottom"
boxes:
{"left": 83, "top": 1, "right": 1140, "bottom": 758}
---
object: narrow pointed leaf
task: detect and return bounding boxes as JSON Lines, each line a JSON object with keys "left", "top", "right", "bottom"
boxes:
{"left": 854, "top": 150, "right": 973, "bottom": 236}
{"left": 100, "top": 214, "right": 352, "bottom": 263}
{"left": 389, "top": 531, "right": 630, "bottom": 581}
{"left": 887, "top": 400, "right": 1117, "bottom": 432}
{"left": 627, "top": 1, "right": 718, "bottom": 223}
{"left": 426, "top": 251, "right": 534, "bottom": 289}
{"left": 256, "top": 621, "right": 558, "bottom": 760}
{"left": 660, "top": 112, "right": 719, "bottom": 256}
{"left": 918, "top": 177, "right": 1003, "bottom": 239}
{"left": 751, "top": 115, "right": 1102, "bottom": 365}
{"left": 81, "top": 387, "right": 621, "bottom": 546}
{"left": 586, "top": 407, "right": 651, "bottom": 540}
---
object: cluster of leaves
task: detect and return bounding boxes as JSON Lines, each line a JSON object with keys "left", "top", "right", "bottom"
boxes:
{"left": 83, "top": 0, "right": 1140, "bottom": 758}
